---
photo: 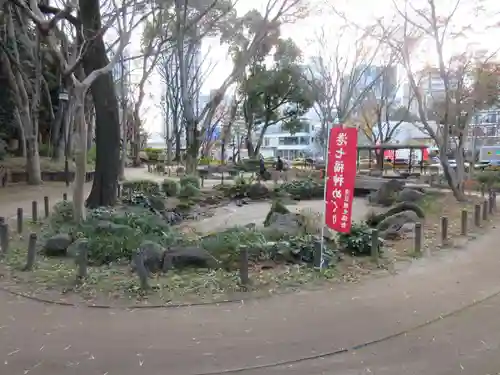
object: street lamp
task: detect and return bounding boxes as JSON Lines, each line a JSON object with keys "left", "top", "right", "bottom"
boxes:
{"left": 59, "top": 90, "right": 70, "bottom": 187}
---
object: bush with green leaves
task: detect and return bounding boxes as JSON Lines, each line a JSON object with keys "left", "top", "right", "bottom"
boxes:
{"left": 179, "top": 183, "right": 200, "bottom": 199}
{"left": 336, "top": 221, "right": 377, "bottom": 257}
{"left": 143, "top": 147, "right": 163, "bottom": 161}
{"left": 56, "top": 207, "right": 183, "bottom": 265}
{"left": 162, "top": 178, "right": 179, "bottom": 196}
{"left": 180, "top": 174, "right": 200, "bottom": 189}
{"left": 51, "top": 200, "right": 74, "bottom": 223}
{"left": 201, "top": 227, "right": 267, "bottom": 268}
{"left": 475, "top": 170, "right": 500, "bottom": 192}
{"left": 280, "top": 179, "right": 324, "bottom": 200}
{"left": 122, "top": 180, "right": 160, "bottom": 195}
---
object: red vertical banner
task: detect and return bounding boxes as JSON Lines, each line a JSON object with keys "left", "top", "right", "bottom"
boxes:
{"left": 325, "top": 127, "right": 358, "bottom": 233}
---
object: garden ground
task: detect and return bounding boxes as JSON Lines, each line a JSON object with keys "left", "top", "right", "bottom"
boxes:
{"left": 1, "top": 225, "right": 500, "bottom": 374}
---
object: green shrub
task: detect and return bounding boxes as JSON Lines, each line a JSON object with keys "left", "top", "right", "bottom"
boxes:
{"left": 39, "top": 143, "right": 51, "bottom": 157}
{"left": 280, "top": 179, "right": 324, "bottom": 200}
{"left": 162, "top": 178, "right": 179, "bottom": 196}
{"left": 77, "top": 208, "right": 182, "bottom": 265}
{"left": 336, "top": 222, "right": 376, "bottom": 257}
{"left": 143, "top": 147, "right": 163, "bottom": 161}
{"left": 201, "top": 227, "right": 267, "bottom": 268}
{"left": 179, "top": 183, "right": 200, "bottom": 199}
{"left": 475, "top": 170, "right": 500, "bottom": 192}
{"left": 122, "top": 180, "right": 160, "bottom": 195}
{"left": 199, "top": 157, "right": 217, "bottom": 165}
{"left": 180, "top": 174, "right": 200, "bottom": 189}
{"left": 51, "top": 200, "right": 74, "bottom": 225}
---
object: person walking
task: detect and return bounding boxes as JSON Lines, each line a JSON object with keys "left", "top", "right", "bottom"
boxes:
{"left": 274, "top": 156, "right": 285, "bottom": 184}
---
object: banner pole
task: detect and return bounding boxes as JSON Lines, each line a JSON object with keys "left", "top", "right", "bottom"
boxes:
{"left": 320, "top": 123, "right": 333, "bottom": 269}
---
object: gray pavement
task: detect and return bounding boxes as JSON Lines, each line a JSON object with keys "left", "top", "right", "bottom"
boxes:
{"left": 2, "top": 167, "right": 500, "bottom": 375}
{"left": 1, "top": 226, "right": 500, "bottom": 374}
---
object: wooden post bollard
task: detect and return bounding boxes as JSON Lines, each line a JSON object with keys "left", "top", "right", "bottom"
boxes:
{"left": 63, "top": 193, "right": 68, "bottom": 201}
{"left": 16, "top": 208, "right": 23, "bottom": 234}
{"left": 31, "top": 201, "right": 38, "bottom": 223}
{"left": 76, "top": 240, "right": 89, "bottom": 280}
{"left": 200, "top": 176, "right": 205, "bottom": 188}
{"left": 0, "top": 222, "right": 8, "bottom": 255}
{"left": 23, "top": 233, "right": 37, "bottom": 271}
{"left": 489, "top": 195, "right": 494, "bottom": 215}
{"left": 371, "top": 229, "right": 379, "bottom": 264}
{"left": 440, "top": 216, "right": 448, "bottom": 246}
{"left": 483, "top": 200, "right": 488, "bottom": 221}
{"left": 313, "top": 241, "right": 322, "bottom": 268}
{"left": 133, "top": 252, "right": 149, "bottom": 290}
{"left": 460, "top": 209, "right": 468, "bottom": 236}
{"left": 44, "top": 196, "right": 49, "bottom": 218}
{"left": 239, "top": 246, "right": 249, "bottom": 287}
{"left": 474, "top": 204, "right": 481, "bottom": 227}
{"left": 413, "top": 222, "right": 422, "bottom": 255}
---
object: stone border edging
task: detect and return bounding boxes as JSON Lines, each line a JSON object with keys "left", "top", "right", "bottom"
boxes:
{"left": 0, "top": 284, "right": 274, "bottom": 309}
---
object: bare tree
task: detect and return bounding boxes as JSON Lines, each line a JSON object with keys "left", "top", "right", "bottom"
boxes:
{"left": 15, "top": 0, "right": 134, "bottom": 221}
{"left": 1, "top": 3, "right": 43, "bottom": 184}
{"left": 173, "top": 0, "right": 308, "bottom": 172}
{"left": 306, "top": 24, "right": 391, "bottom": 154}
{"left": 367, "top": 0, "right": 500, "bottom": 200}
{"left": 356, "top": 71, "right": 417, "bottom": 145}
{"left": 157, "top": 37, "right": 216, "bottom": 163}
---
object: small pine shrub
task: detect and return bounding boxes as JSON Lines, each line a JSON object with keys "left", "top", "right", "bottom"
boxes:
{"left": 180, "top": 174, "right": 200, "bottom": 189}
{"left": 162, "top": 178, "right": 179, "bottom": 196}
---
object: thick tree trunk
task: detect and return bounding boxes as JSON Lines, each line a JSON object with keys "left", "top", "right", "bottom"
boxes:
{"left": 80, "top": 0, "right": 120, "bottom": 207}
{"left": 25, "top": 138, "right": 42, "bottom": 185}
{"left": 440, "top": 153, "right": 466, "bottom": 201}
{"left": 185, "top": 124, "right": 199, "bottom": 173}
{"left": 175, "top": 129, "right": 181, "bottom": 161}
{"left": 72, "top": 86, "right": 87, "bottom": 222}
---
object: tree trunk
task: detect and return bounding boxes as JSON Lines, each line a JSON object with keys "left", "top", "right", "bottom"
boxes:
{"left": 175, "top": 127, "right": 181, "bottom": 161}
{"left": 185, "top": 123, "right": 199, "bottom": 173}
{"left": 25, "top": 138, "right": 42, "bottom": 185}
{"left": 440, "top": 153, "right": 466, "bottom": 201}
{"left": 72, "top": 86, "right": 88, "bottom": 223}
{"left": 80, "top": 0, "right": 120, "bottom": 207}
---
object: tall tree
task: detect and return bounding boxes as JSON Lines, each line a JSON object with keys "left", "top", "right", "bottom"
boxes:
{"left": 173, "top": 0, "right": 308, "bottom": 172}
{"left": 306, "top": 24, "right": 389, "bottom": 154}
{"left": 13, "top": 0, "right": 135, "bottom": 219}
{"left": 367, "top": 0, "right": 500, "bottom": 200}
{"left": 240, "top": 38, "right": 314, "bottom": 157}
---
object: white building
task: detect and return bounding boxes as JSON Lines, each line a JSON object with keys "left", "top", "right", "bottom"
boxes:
{"left": 259, "top": 107, "right": 323, "bottom": 159}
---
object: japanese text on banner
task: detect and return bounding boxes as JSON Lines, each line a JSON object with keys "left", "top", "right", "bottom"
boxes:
{"left": 325, "top": 127, "right": 357, "bottom": 233}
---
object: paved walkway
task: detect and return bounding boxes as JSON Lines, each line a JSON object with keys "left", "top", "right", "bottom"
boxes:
{"left": 1, "top": 226, "right": 500, "bottom": 374}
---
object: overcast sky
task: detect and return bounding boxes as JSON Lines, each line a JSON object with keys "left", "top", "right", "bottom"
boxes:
{"left": 119, "top": 0, "right": 500, "bottom": 137}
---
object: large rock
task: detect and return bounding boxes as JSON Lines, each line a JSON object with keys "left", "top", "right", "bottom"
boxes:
{"left": 162, "top": 246, "right": 219, "bottom": 271}
{"left": 377, "top": 210, "right": 421, "bottom": 239}
{"left": 247, "top": 183, "right": 270, "bottom": 199}
{"left": 398, "top": 187, "right": 425, "bottom": 203}
{"left": 368, "top": 179, "right": 405, "bottom": 206}
{"left": 43, "top": 233, "right": 73, "bottom": 256}
{"left": 268, "top": 212, "right": 302, "bottom": 235}
{"left": 132, "top": 241, "right": 165, "bottom": 274}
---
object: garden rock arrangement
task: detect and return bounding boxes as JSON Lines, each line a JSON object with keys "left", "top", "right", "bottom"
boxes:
{"left": 365, "top": 196, "right": 426, "bottom": 240}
